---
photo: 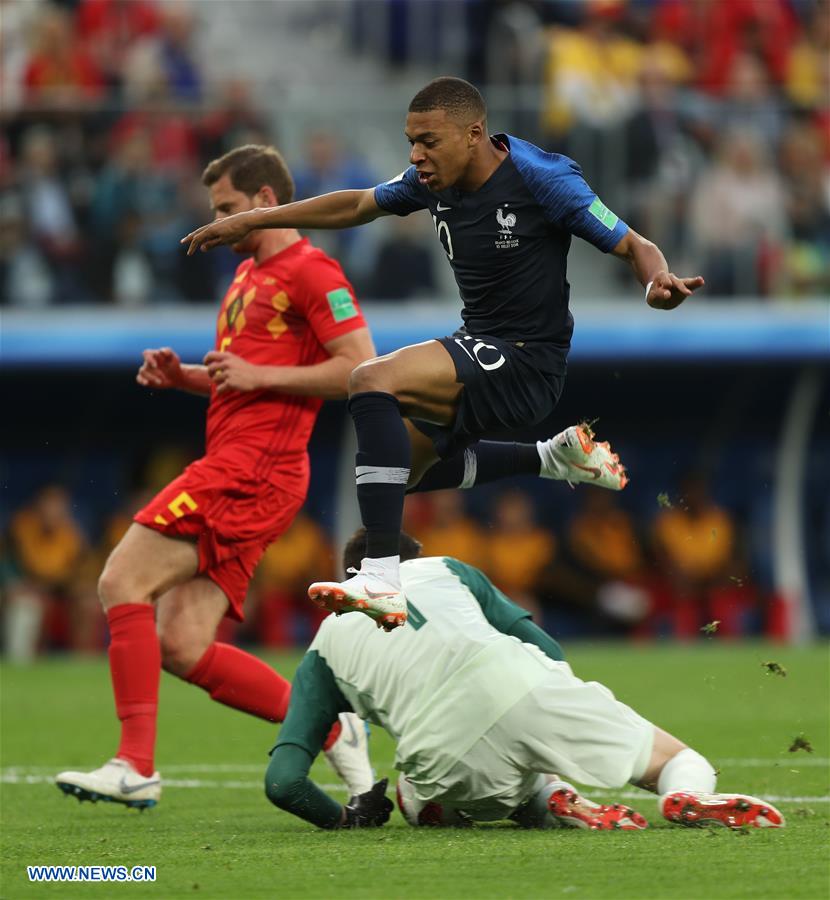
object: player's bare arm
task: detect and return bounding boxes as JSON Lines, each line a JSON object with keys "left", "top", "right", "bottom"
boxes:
{"left": 182, "top": 189, "right": 387, "bottom": 256}
{"left": 136, "top": 348, "right": 212, "bottom": 395}
{"left": 204, "top": 327, "right": 376, "bottom": 399}
{"left": 612, "top": 230, "right": 705, "bottom": 310}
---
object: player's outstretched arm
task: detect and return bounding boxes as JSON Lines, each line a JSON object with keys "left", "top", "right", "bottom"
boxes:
{"left": 182, "top": 188, "right": 387, "bottom": 256}
{"left": 265, "top": 650, "right": 388, "bottom": 829}
{"left": 266, "top": 744, "right": 392, "bottom": 829}
{"left": 136, "top": 348, "right": 212, "bottom": 395}
{"left": 611, "top": 230, "right": 704, "bottom": 310}
{"left": 266, "top": 744, "right": 346, "bottom": 828}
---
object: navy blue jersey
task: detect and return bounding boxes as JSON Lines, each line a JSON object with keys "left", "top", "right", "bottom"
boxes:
{"left": 374, "top": 134, "right": 628, "bottom": 354}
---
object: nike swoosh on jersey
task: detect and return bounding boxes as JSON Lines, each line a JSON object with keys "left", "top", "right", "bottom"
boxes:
{"left": 119, "top": 776, "right": 160, "bottom": 795}
{"left": 436, "top": 202, "right": 452, "bottom": 211}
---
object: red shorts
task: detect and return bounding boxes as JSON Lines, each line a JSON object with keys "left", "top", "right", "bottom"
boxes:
{"left": 134, "top": 453, "right": 308, "bottom": 620}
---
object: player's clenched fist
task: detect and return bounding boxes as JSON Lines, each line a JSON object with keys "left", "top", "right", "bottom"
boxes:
{"left": 646, "top": 272, "right": 705, "bottom": 310}
{"left": 203, "top": 350, "right": 263, "bottom": 394}
{"left": 136, "top": 347, "right": 185, "bottom": 389}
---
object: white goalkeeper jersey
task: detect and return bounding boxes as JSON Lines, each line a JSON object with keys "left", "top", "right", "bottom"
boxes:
{"left": 307, "top": 556, "right": 555, "bottom": 784}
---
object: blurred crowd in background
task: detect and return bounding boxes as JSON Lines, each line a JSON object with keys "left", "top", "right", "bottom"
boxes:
{"left": 1, "top": 466, "right": 779, "bottom": 660}
{"left": 1, "top": 0, "right": 827, "bottom": 657}
{"left": 1, "top": 0, "right": 828, "bottom": 307}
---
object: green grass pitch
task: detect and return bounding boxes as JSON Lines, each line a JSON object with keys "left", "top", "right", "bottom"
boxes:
{"left": 2, "top": 643, "right": 828, "bottom": 899}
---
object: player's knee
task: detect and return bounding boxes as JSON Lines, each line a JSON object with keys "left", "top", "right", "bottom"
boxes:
{"left": 158, "top": 626, "right": 202, "bottom": 677}
{"left": 97, "top": 558, "right": 131, "bottom": 610}
{"left": 98, "top": 536, "right": 161, "bottom": 610}
{"left": 348, "top": 357, "right": 395, "bottom": 397}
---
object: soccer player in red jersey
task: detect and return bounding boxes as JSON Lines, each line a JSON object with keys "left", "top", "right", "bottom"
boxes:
{"left": 55, "top": 145, "right": 376, "bottom": 808}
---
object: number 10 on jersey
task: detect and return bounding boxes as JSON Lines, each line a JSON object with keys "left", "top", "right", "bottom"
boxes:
{"left": 432, "top": 215, "right": 454, "bottom": 261}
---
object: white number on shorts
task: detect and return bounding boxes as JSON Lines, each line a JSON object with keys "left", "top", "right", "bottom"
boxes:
{"left": 454, "top": 336, "right": 506, "bottom": 371}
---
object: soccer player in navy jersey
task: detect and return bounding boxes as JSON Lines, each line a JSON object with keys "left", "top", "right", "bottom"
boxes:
{"left": 183, "top": 77, "right": 705, "bottom": 630}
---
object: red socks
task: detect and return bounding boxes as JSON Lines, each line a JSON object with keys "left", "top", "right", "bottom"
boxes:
{"left": 107, "top": 604, "right": 160, "bottom": 777}
{"left": 186, "top": 643, "right": 342, "bottom": 748}
{"left": 185, "top": 643, "right": 291, "bottom": 723}
{"left": 323, "top": 718, "right": 342, "bottom": 751}
{"left": 108, "top": 614, "right": 337, "bottom": 775}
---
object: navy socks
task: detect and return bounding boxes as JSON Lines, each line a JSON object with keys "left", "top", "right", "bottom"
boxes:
{"left": 410, "top": 441, "right": 541, "bottom": 493}
{"left": 349, "top": 391, "right": 543, "bottom": 557}
{"left": 349, "top": 392, "right": 411, "bottom": 559}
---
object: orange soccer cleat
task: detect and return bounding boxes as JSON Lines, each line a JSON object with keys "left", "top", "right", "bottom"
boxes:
{"left": 661, "top": 791, "right": 785, "bottom": 829}
{"left": 538, "top": 423, "right": 628, "bottom": 491}
{"left": 547, "top": 786, "right": 648, "bottom": 831}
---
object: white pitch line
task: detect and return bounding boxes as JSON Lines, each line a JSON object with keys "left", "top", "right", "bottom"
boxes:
{"left": 587, "top": 790, "right": 829, "bottom": 804}
{"left": 4, "top": 771, "right": 829, "bottom": 804}
{"left": 2, "top": 772, "right": 346, "bottom": 791}
{"left": 717, "top": 758, "right": 829, "bottom": 768}
{"left": 1, "top": 764, "right": 266, "bottom": 775}
{"left": 4, "top": 758, "right": 827, "bottom": 776}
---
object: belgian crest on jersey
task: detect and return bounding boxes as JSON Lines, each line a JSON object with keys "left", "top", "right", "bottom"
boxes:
{"left": 226, "top": 296, "right": 243, "bottom": 328}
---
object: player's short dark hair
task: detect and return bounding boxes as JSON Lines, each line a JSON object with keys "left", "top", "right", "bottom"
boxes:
{"left": 342, "top": 528, "right": 422, "bottom": 573}
{"left": 201, "top": 144, "right": 295, "bottom": 205}
{"left": 408, "top": 77, "right": 486, "bottom": 124}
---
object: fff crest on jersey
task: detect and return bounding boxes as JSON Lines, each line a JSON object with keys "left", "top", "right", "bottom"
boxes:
{"left": 495, "top": 205, "right": 519, "bottom": 249}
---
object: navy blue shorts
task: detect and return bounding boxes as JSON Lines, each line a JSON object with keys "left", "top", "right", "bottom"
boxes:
{"left": 411, "top": 332, "right": 567, "bottom": 458}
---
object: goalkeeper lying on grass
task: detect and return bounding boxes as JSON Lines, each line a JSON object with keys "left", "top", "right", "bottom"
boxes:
{"left": 265, "top": 530, "right": 784, "bottom": 831}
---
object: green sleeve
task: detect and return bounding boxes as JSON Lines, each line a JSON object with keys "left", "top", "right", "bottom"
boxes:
{"left": 265, "top": 650, "right": 351, "bottom": 829}
{"left": 444, "top": 557, "right": 533, "bottom": 631}
{"left": 505, "top": 617, "right": 565, "bottom": 662}
{"left": 265, "top": 745, "right": 343, "bottom": 829}
{"left": 273, "top": 650, "right": 350, "bottom": 755}
{"left": 443, "top": 557, "right": 565, "bottom": 662}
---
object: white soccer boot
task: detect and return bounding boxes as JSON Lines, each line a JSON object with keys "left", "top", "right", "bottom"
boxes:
{"left": 308, "top": 559, "right": 407, "bottom": 631}
{"left": 55, "top": 758, "right": 161, "bottom": 809}
{"left": 538, "top": 423, "right": 628, "bottom": 490}
{"left": 324, "top": 713, "right": 375, "bottom": 797}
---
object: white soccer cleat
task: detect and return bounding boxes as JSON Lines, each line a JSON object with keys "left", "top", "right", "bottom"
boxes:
{"left": 55, "top": 758, "right": 161, "bottom": 809}
{"left": 324, "top": 713, "right": 375, "bottom": 797}
{"left": 661, "top": 791, "right": 785, "bottom": 829}
{"left": 308, "top": 561, "right": 407, "bottom": 631}
{"left": 538, "top": 423, "right": 628, "bottom": 490}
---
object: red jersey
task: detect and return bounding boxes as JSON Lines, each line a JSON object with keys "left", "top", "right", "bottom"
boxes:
{"left": 205, "top": 238, "right": 366, "bottom": 478}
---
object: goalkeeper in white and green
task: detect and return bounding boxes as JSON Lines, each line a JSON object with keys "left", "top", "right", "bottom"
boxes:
{"left": 270, "top": 531, "right": 784, "bottom": 831}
